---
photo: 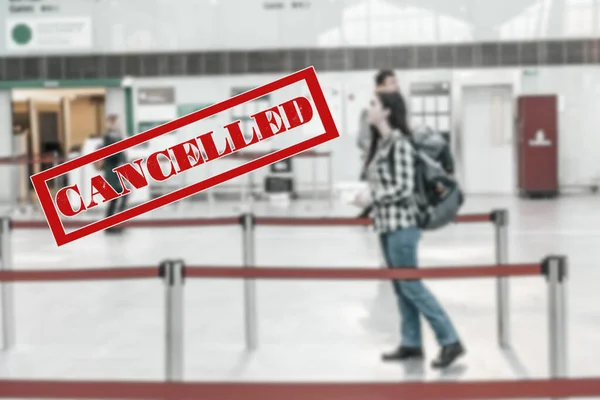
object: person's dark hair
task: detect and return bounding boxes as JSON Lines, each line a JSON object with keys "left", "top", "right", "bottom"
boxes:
{"left": 363, "top": 91, "right": 412, "bottom": 169}
{"left": 378, "top": 91, "right": 411, "bottom": 135}
{"left": 375, "top": 69, "right": 395, "bottom": 87}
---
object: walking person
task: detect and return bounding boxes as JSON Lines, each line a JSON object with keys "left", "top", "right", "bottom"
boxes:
{"left": 100, "top": 114, "right": 128, "bottom": 234}
{"left": 352, "top": 91, "right": 465, "bottom": 369}
{"left": 356, "top": 70, "right": 408, "bottom": 219}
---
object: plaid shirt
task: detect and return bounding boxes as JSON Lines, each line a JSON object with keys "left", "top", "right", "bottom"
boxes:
{"left": 366, "top": 131, "right": 418, "bottom": 233}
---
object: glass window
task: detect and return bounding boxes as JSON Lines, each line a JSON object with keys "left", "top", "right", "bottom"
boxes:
{"left": 424, "top": 115, "right": 437, "bottom": 129}
{"left": 343, "top": 19, "right": 368, "bottom": 45}
{"left": 564, "top": 0, "right": 594, "bottom": 36}
{"left": 369, "top": 0, "right": 397, "bottom": 18}
{"left": 499, "top": 0, "right": 549, "bottom": 40}
{"left": 438, "top": 15, "right": 473, "bottom": 43}
{"left": 411, "top": 97, "right": 424, "bottom": 113}
{"left": 424, "top": 96, "right": 436, "bottom": 113}
{"left": 338, "top": 1, "right": 439, "bottom": 46}
{"left": 437, "top": 95, "right": 450, "bottom": 112}
{"left": 411, "top": 115, "right": 424, "bottom": 129}
{"left": 345, "top": 1, "right": 368, "bottom": 19}
{"left": 400, "top": 17, "right": 419, "bottom": 43}
{"left": 318, "top": 27, "right": 342, "bottom": 47}
{"left": 437, "top": 115, "right": 451, "bottom": 131}
{"left": 370, "top": 18, "right": 394, "bottom": 45}
{"left": 416, "top": 14, "right": 436, "bottom": 43}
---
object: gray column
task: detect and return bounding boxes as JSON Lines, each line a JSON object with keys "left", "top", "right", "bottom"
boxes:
{"left": 0, "top": 90, "right": 16, "bottom": 207}
{"left": 0, "top": 216, "right": 14, "bottom": 350}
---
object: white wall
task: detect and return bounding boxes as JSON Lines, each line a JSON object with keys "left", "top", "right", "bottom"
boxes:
{"left": 2, "top": 0, "right": 600, "bottom": 54}
{"left": 105, "top": 88, "right": 126, "bottom": 122}
{"left": 132, "top": 65, "right": 600, "bottom": 195}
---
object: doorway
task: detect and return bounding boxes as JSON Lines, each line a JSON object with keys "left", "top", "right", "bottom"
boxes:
{"left": 11, "top": 87, "right": 107, "bottom": 204}
{"left": 461, "top": 85, "right": 515, "bottom": 195}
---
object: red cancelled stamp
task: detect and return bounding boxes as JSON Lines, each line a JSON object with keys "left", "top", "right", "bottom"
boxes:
{"left": 31, "top": 66, "right": 339, "bottom": 246}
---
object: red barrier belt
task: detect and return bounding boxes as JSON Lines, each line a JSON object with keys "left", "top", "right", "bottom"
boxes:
{"left": 455, "top": 213, "right": 493, "bottom": 223}
{"left": 255, "top": 217, "right": 372, "bottom": 226}
{"left": 0, "top": 151, "right": 330, "bottom": 165}
{"left": 0, "top": 154, "right": 65, "bottom": 165}
{"left": 186, "top": 264, "right": 541, "bottom": 280}
{"left": 255, "top": 214, "right": 492, "bottom": 226}
{"left": 9, "top": 214, "right": 493, "bottom": 230}
{"left": 0, "top": 264, "right": 540, "bottom": 283}
{"left": 0, "top": 267, "right": 157, "bottom": 282}
{"left": 11, "top": 217, "right": 240, "bottom": 230}
{"left": 230, "top": 150, "right": 331, "bottom": 160}
{"left": 2, "top": 377, "right": 600, "bottom": 399}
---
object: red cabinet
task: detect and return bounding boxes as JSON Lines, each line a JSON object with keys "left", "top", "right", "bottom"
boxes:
{"left": 516, "top": 95, "right": 559, "bottom": 198}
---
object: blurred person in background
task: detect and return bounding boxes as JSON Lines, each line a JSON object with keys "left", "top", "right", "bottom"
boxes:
{"left": 357, "top": 69, "right": 409, "bottom": 218}
{"left": 352, "top": 91, "right": 465, "bottom": 369}
{"left": 99, "top": 114, "right": 128, "bottom": 234}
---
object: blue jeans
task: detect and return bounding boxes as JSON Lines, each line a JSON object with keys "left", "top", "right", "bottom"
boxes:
{"left": 379, "top": 227, "right": 460, "bottom": 348}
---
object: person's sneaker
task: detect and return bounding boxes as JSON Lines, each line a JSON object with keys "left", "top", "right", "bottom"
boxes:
{"left": 431, "top": 342, "right": 465, "bottom": 369}
{"left": 381, "top": 346, "right": 424, "bottom": 361}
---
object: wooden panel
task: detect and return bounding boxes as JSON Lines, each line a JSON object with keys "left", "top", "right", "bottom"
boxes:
{"left": 69, "top": 97, "right": 100, "bottom": 150}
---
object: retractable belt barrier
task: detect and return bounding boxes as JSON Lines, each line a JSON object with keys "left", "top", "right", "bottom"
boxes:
{"left": 0, "top": 256, "right": 567, "bottom": 385}
{"left": 1, "top": 376, "right": 600, "bottom": 400}
{"left": 243, "top": 211, "right": 511, "bottom": 353}
{"left": 11, "top": 217, "right": 240, "bottom": 229}
{"left": 0, "top": 153, "right": 66, "bottom": 165}
{"left": 0, "top": 263, "right": 540, "bottom": 282}
{"left": 1, "top": 210, "right": 510, "bottom": 355}
{"left": 0, "top": 210, "right": 529, "bottom": 382}
{"left": 241, "top": 210, "right": 507, "bottom": 353}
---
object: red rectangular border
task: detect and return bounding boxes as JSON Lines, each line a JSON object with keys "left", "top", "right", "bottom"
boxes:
{"left": 31, "top": 67, "right": 339, "bottom": 246}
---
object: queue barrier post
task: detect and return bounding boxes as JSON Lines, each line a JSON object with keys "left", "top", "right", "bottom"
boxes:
{"left": 241, "top": 213, "right": 258, "bottom": 351}
{"left": 327, "top": 153, "right": 334, "bottom": 208}
{"left": 0, "top": 216, "right": 14, "bottom": 351}
{"left": 543, "top": 256, "right": 568, "bottom": 384}
{"left": 10, "top": 154, "right": 19, "bottom": 212}
{"left": 492, "top": 209, "right": 510, "bottom": 349}
{"left": 160, "top": 259, "right": 185, "bottom": 381}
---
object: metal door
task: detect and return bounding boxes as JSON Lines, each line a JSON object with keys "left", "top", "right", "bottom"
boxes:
{"left": 461, "top": 85, "right": 515, "bottom": 194}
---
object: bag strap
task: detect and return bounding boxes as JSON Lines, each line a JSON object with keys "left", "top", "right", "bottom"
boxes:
{"left": 386, "top": 139, "right": 397, "bottom": 182}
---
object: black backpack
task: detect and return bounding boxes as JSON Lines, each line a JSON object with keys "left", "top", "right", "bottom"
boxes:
{"left": 387, "top": 128, "right": 464, "bottom": 230}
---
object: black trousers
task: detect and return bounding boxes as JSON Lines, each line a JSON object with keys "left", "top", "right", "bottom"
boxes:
{"left": 104, "top": 170, "right": 127, "bottom": 220}
{"left": 105, "top": 195, "right": 127, "bottom": 219}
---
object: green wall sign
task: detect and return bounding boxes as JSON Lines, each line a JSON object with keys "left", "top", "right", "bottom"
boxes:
{"left": 136, "top": 121, "right": 174, "bottom": 137}
{"left": 177, "top": 103, "right": 214, "bottom": 118}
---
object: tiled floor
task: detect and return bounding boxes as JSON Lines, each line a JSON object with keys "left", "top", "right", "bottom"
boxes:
{"left": 0, "top": 195, "right": 599, "bottom": 389}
